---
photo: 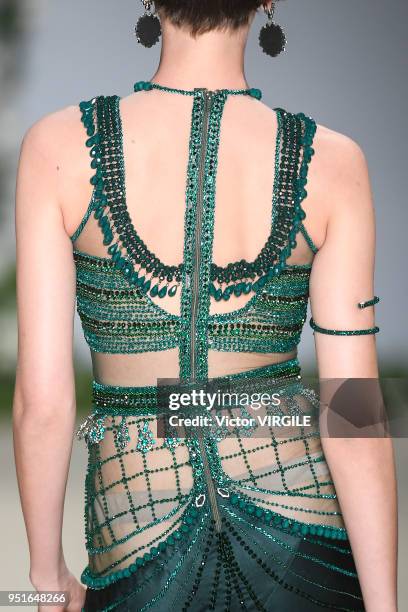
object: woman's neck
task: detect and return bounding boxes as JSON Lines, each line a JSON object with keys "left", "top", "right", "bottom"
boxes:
{"left": 150, "top": 18, "right": 252, "bottom": 91}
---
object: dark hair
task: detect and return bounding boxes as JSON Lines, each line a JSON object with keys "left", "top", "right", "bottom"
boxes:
{"left": 154, "top": 0, "right": 264, "bottom": 35}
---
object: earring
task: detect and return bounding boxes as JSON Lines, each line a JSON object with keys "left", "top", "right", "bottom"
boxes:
{"left": 135, "top": 0, "right": 161, "bottom": 48}
{"left": 259, "top": 2, "right": 286, "bottom": 57}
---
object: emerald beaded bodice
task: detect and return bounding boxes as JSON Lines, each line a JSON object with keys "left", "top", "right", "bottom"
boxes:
{"left": 74, "top": 249, "right": 311, "bottom": 355}
{"left": 71, "top": 81, "right": 318, "bottom": 361}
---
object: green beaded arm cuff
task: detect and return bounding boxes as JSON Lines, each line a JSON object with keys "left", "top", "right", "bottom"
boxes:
{"left": 309, "top": 318, "right": 379, "bottom": 336}
{"left": 357, "top": 296, "right": 380, "bottom": 309}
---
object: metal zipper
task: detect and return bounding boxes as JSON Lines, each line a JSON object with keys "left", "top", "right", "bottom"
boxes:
{"left": 190, "top": 88, "right": 223, "bottom": 532}
{"left": 190, "top": 88, "right": 211, "bottom": 377}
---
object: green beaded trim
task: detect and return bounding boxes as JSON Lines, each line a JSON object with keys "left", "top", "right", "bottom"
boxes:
{"left": 70, "top": 189, "right": 97, "bottom": 243}
{"left": 299, "top": 222, "right": 319, "bottom": 254}
{"left": 134, "top": 79, "right": 263, "bottom": 100}
{"left": 228, "top": 491, "right": 348, "bottom": 541}
{"left": 91, "top": 357, "right": 301, "bottom": 415}
{"left": 310, "top": 318, "right": 380, "bottom": 336}
{"left": 73, "top": 244, "right": 312, "bottom": 355}
{"left": 80, "top": 501, "right": 204, "bottom": 589}
{"left": 358, "top": 295, "right": 380, "bottom": 309}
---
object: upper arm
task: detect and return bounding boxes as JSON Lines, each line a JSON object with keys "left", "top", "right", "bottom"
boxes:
{"left": 15, "top": 111, "right": 77, "bottom": 413}
{"left": 309, "top": 130, "right": 379, "bottom": 378}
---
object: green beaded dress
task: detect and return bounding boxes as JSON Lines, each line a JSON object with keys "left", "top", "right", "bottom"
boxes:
{"left": 73, "top": 81, "right": 364, "bottom": 611}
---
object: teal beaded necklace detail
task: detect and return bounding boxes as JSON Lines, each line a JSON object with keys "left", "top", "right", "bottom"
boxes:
{"left": 134, "top": 79, "right": 263, "bottom": 100}
{"left": 79, "top": 83, "right": 316, "bottom": 302}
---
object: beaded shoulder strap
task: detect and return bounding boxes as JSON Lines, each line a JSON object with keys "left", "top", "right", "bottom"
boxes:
{"left": 79, "top": 95, "right": 115, "bottom": 249}
{"left": 238, "top": 108, "right": 317, "bottom": 293}
{"left": 80, "top": 94, "right": 182, "bottom": 293}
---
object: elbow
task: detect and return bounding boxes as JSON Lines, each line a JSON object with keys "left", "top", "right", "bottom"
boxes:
{"left": 12, "top": 382, "right": 75, "bottom": 426}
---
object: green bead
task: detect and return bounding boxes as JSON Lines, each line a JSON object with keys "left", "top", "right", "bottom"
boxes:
{"left": 230, "top": 494, "right": 239, "bottom": 506}
{"left": 79, "top": 100, "right": 93, "bottom": 111}
{"left": 103, "top": 233, "right": 113, "bottom": 246}
{"left": 222, "top": 285, "right": 234, "bottom": 300}
{"left": 158, "top": 285, "right": 167, "bottom": 298}
{"left": 98, "top": 215, "right": 109, "bottom": 229}
{"left": 115, "top": 257, "right": 126, "bottom": 270}
{"left": 248, "top": 87, "right": 262, "bottom": 100}
{"left": 168, "top": 284, "right": 178, "bottom": 297}
{"left": 233, "top": 283, "right": 243, "bottom": 297}
{"left": 150, "top": 284, "right": 159, "bottom": 297}
{"left": 257, "top": 275, "right": 268, "bottom": 289}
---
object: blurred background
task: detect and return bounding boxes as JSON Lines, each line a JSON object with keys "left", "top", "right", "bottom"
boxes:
{"left": 0, "top": 0, "right": 407, "bottom": 609}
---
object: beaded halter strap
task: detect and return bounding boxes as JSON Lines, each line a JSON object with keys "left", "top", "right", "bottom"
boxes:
{"left": 79, "top": 80, "right": 317, "bottom": 304}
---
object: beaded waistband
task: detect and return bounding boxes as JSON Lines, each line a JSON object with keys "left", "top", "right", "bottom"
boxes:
{"left": 90, "top": 358, "right": 301, "bottom": 417}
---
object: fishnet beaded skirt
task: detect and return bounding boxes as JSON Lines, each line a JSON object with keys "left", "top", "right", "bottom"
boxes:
{"left": 78, "top": 359, "right": 365, "bottom": 611}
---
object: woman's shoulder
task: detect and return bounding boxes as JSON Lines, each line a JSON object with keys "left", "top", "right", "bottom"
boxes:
{"left": 18, "top": 101, "right": 89, "bottom": 186}
{"left": 313, "top": 120, "right": 367, "bottom": 169}
{"left": 310, "top": 120, "right": 370, "bottom": 213}
{"left": 302, "top": 114, "right": 373, "bottom": 248}
{"left": 19, "top": 94, "right": 109, "bottom": 184}
{"left": 17, "top": 96, "right": 107, "bottom": 234}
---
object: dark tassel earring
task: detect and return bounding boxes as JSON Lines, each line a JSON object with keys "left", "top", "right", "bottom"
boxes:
{"left": 259, "top": 2, "right": 286, "bottom": 57}
{"left": 135, "top": 0, "right": 161, "bottom": 48}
